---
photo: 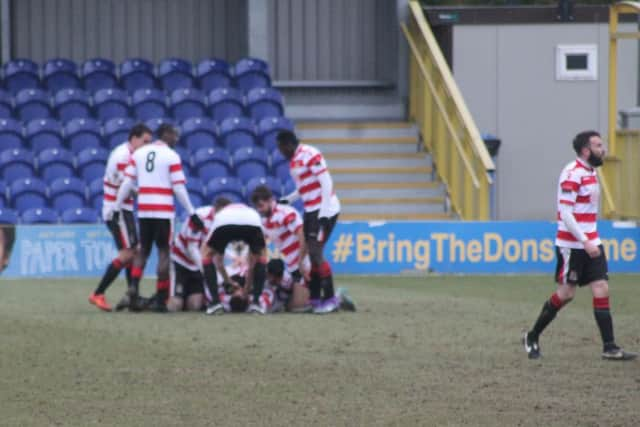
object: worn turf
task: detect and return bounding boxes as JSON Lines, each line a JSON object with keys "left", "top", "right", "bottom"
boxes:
{"left": 0, "top": 275, "right": 638, "bottom": 426}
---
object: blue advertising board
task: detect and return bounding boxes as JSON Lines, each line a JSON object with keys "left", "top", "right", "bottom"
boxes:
{"left": 1, "top": 221, "right": 638, "bottom": 278}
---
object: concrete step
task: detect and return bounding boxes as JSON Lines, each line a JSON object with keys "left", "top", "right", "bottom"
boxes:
{"left": 337, "top": 186, "right": 444, "bottom": 199}
{"left": 341, "top": 201, "right": 446, "bottom": 215}
{"left": 309, "top": 141, "right": 421, "bottom": 154}
{"left": 333, "top": 170, "right": 434, "bottom": 183}
{"left": 340, "top": 212, "right": 455, "bottom": 221}
{"left": 327, "top": 156, "right": 429, "bottom": 169}
{"left": 297, "top": 126, "right": 418, "bottom": 140}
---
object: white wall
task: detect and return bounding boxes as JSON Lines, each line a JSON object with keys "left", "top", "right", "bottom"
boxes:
{"left": 453, "top": 23, "right": 638, "bottom": 220}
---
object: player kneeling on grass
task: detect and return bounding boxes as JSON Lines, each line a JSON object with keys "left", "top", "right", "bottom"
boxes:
{"left": 200, "top": 198, "right": 267, "bottom": 315}
{"left": 166, "top": 205, "right": 215, "bottom": 312}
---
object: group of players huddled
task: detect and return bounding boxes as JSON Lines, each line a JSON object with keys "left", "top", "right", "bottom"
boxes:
{"left": 88, "top": 123, "right": 355, "bottom": 315}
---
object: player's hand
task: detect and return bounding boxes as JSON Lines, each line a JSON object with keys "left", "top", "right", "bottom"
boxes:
{"left": 291, "top": 269, "right": 303, "bottom": 284}
{"left": 584, "top": 240, "right": 601, "bottom": 258}
{"left": 189, "top": 214, "right": 205, "bottom": 232}
{"left": 277, "top": 198, "right": 290, "bottom": 205}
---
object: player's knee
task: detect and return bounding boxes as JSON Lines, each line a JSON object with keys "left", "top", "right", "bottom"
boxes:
{"left": 166, "top": 297, "right": 183, "bottom": 312}
{"left": 119, "top": 248, "right": 135, "bottom": 264}
{"left": 185, "top": 294, "right": 204, "bottom": 311}
{"left": 591, "top": 280, "right": 609, "bottom": 298}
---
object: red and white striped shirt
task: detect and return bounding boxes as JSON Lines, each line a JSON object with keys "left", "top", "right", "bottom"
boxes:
{"left": 262, "top": 202, "right": 303, "bottom": 272}
{"left": 289, "top": 144, "right": 340, "bottom": 214}
{"left": 171, "top": 206, "right": 215, "bottom": 271}
{"left": 103, "top": 142, "right": 134, "bottom": 220}
{"left": 555, "top": 158, "right": 601, "bottom": 248}
{"left": 124, "top": 141, "right": 186, "bottom": 219}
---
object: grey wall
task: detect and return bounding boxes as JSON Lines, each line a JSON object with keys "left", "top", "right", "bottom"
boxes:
{"left": 453, "top": 23, "right": 638, "bottom": 220}
{"left": 265, "top": 0, "right": 397, "bottom": 83}
{"left": 10, "top": 0, "right": 247, "bottom": 64}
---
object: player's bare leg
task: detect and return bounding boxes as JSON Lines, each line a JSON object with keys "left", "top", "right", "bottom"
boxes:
{"left": 202, "top": 245, "right": 224, "bottom": 315}
{"left": 166, "top": 296, "right": 184, "bottom": 312}
{"left": 246, "top": 251, "right": 267, "bottom": 312}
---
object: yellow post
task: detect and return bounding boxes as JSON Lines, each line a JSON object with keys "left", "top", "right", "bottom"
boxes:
{"left": 608, "top": 5, "right": 618, "bottom": 156}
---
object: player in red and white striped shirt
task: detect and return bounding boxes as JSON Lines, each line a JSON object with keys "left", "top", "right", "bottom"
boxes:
{"left": 166, "top": 205, "right": 215, "bottom": 312}
{"left": 89, "top": 124, "right": 152, "bottom": 312}
{"left": 109, "top": 124, "right": 204, "bottom": 312}
{"left": 523, "top": 131, "right": 635, "bottom": 361}
{"left": 277, "top": 130, "right": 340, "bottom": 314}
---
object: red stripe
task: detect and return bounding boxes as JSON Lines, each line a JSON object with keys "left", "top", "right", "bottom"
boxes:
{"left": 172, "top": 247, "right": 194, "bottom": 266}
{"left": 559, "top": 200, "right": 574, "bottom": 206}
{"left": 169, "top": 164, "right": 182, "bottom": 172}
{"left": 117, "top": 163, "right": 127, "bottom": 171}
{"left": 124, "top": 173, "right": 135, "bottom": 179}
{"left": 576, "top": 195, "right": 590, "bottom": 203}
{"left": 593, "top": 297, "right": 610, "bottom": 309}
{"left": 139, "top": 187, "right": 173, "bottom": 195}
{"left": 283, "top": 212, "right": 296, "bottom": 226}
{"left": 299, "top": 181, "right": 321, "bottom": 194}
{"left": 278, "top": 230, "right": 293, "bottom": 241}
{"left": 281, "top": 241, "right": 301, "bottom": 256}
{"left": 131, "top": 266, "right": 143, "bottom": 279}
{"left": 298, "top": 170, "right": 313, "bottom": 180}
{"left": 303, "top": 196, "right": 321, "bottom": 208}
{"left": 157, "top": 280, "right": 170, "bottom": 292}
{"left": 560, "top": 181, "right": 579, "bottom": 192}
{"left": 172, "top": 180, "right": 186, "bottom": 185}
{"left": 550, "top": 292, "right": 564, "bottom": 309}
{"left": 556, "top": 230, "right": 599, "bottom": 242}
{"left": 104, "top": 194, "right": 116, "bottom": 201}
{"left": 138, "top": 204, "right": 175, "bottom": 212}
{"left": 314, "top": 168, "right": 327, "bottom": 175}
{"left": 581, "top": 176, "right": 597, "bottom": 185}
{"left": 306, "top": 153, "right": 322, "bottom": 167}
{"left": 556, "top": 213, "right": 596, "bottom": 222}
{"left": 103, "top": 181, "right": 118, "bottom": 189}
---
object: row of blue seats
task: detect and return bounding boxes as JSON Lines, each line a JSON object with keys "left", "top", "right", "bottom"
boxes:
{"left": 0, "top": 175, "right": 292, "bottom": 217}
{"left": 0, "top": 115, "right": 294, "bottom": 154}
{"left": 0, "top": 207, "right": 101, "bottom": 224}
{"left": 1, "top": 57, "right": 271, "bottom": 95}
{"left": 1, "top": 143, "right": 292, "bottom": 182}
{"left": 0, "top": 86, "right": 283, "bottom": 123}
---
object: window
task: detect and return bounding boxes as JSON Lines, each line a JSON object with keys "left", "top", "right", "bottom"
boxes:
{"left": 556, "top": 45, "right": 598, "bottom": 81}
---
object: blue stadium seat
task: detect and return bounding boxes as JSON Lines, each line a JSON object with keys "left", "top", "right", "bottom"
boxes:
{"left": 246, "top": 88, "right": 284, "bottom": 121}
{"left": 15, "top": 88, "right": 52, "bottom": 121}
{"left": 21, "top": 207, "right": 58, "bottom": 224}
{"left": 234, "top": 57, "right": 271, "bottom": 92}
{"left": 274, "top": 162, "right": 292, "bottom": 183}
{"left": 172, "top": 146, "right": 192, "bottom": 178}
{"left": 25, "top": 118, "right": 64, "bottom": 154}
{"left": 246, "top": 176, "right": 283, "bottom": 200}
{"left": 49, "top": 177, "right": 87, "bottom": 211}
{"left": 186, "top": 177, "right": 206, "bottom": 200}
{"left": 0, "top": 179, "right": 6, "bottom": 207}
{"left": 0, "top": 90, "right": 13, "bottom": 119}
{"left": 93, "top": 88, "right": 130, "bottom": 121}
{"left": 37, "top": 148, "right": 75, "bottom": 181}
{"left": 219, "top": 117, "right": 256, "bottom": 153}
{"left": 61, "top": 207, "right": 98, "bottom": 224}
{"left": 282, "top": 179, "right": 303, "bottom": 212}
{"left": 76, "top": 147, "right": 108, "bottom": 182}
{"left": 158, "top": 58, "right": 194, "bottom": 92}
{"left": 0, "top": 148, "right": 34, "bottom": 181}
{"left": 88, "top": 178, "right": 103, "bottom": 211}
{"left": 104, "top": 117, "right": 135, "bottom": 149}
{"left": 180, "top": 117, "right": 217, "bottom": 153}
{"left": 43, "top": 58, "right": 80, "bottom": 93}
{"left": 9, "top": 178, "right": 48, "bottom": 213}
{"left": 54, "top": 88, "right": 91, "bottom": 122}
{"left": 169, "top": 88, "right": 206, "bottom": 121}
{"left": 196, "top": 59, "right": 232, "bottom": 93}
{"left": 233, "top": 146, "right": 269, "bottom": 182}
{"left": 4, "top": 59, "right": 40, "bottom": 94}
{"left": 132, "top": 88, "right": 167, "bottom": 121}
{"left": 0, "top": 208, "right": 18, "bottom": 224}
{"left": 65, "top": 118, "right": 102, "bottom": 154}
{"left": 206, "top": 176, "right": 243, "bottom": 201}
{"left": 270, "top": 146, "right": 288, "bottom": 169}
{"left": 81, "top": 58, "right": 118, "bottom": 94}
{"left": 0, "top": 119, "right": 25, "bottom": 151}
{"left": 207, "top": 88, "right": 244, "bottom": 122}
{"left": 120, "top": 58, "right": 156, "bottom": 93}
{"left": 145, "top": 117, "right": 175, "bottom": 137}
{"left": 259, "top": 117, "right": 294, "bottom": 152}
{"left": 193, "top": 147, "right": 232, "bottom": 182}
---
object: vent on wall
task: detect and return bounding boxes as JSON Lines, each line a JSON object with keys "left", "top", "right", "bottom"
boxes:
{"left": 555, "top": 44, "right": 598, "bottom": 81}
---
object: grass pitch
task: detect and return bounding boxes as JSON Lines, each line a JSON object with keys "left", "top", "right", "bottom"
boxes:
{"left": 0, "top": 275, "right": 638, "bottom": 427}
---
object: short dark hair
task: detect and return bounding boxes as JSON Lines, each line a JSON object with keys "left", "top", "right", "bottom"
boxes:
{"left": 128, "top": 123, "right": 152, "bottom": 141}
{"left": 277, "top": 130, "right": 298, "bottom": 146}
{"left": 229, "top": 295, "right": 249, "bottom": 313}
{"left": 250, "top": 185, "right": 273, "bottom": 205}
{"left": 214, "top": 197, "right": 232, "bottom": 211}
{"left": 267, "top": 258, "right": 285, "bottom": 278}
{"left": 157, "top": 123, "right": 177, "bottom": 141}
{"left": 572, "top": 131, "right": 600, "bottom": 155}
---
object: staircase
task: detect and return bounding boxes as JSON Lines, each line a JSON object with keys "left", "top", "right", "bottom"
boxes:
{"left": 296, "top": 122, "right": 453, "bottom": 221}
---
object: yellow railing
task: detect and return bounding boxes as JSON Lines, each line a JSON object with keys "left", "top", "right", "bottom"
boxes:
{"left": 400, "top": 0, "right": 494, "bottom": 221}
{"left": 605, "top": 1, "right": 640, "bottom": 219}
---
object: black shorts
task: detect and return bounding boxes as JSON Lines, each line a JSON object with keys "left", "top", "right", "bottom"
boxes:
{"left": 208, "top": 224, "right": 266, "bottom": 255}
{"left": 303, "top": 211, "right": 338, "bottom": 244}
{"left": 107, "top": 210, "right": 138, "bottom": 250}
{"left": 171, "top": 262, "right": 204, "bottom": 298}
{"left": 555, "top": 245, "right": 608, "bottom": 286}
{"left": 139, "top": 218, "right": 173, "bottom": 256}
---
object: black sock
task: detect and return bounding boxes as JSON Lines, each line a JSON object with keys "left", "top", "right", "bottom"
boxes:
{"left": 593, "top": 297, "right": 615, "bottom": 349}
{"left": 95, "top": 259, "right": 124, "bottom": 295}
{"left": 318, "top": 261, "right": 335, "bottom": 299}
{"left": 529, "top": 293, "right": 565, "bottom": 340}
{"left": 125, "top": 267, "right": 132, "bottom": 287}
{"left": 309, "top": 269, "right": 321, "bottom": 301}
{"left": 203, "top": 261, "right": 219, "bottom": 304}
{"left": 252, "top": 262, "right": 266, "bottom": 304}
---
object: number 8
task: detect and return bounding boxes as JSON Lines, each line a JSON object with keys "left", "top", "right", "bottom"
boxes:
{"left": 145, "top": 151, "right": 156, "bottom": 172}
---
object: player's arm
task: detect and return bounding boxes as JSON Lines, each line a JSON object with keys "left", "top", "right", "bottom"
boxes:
{"left": 309, "top": 155, "right": 333, "bottom": 219}
{"left": 279, "top": 188, "right": 300, "bottom": 204}
{"left": 558, "top": 174, "right": 599, "bottom": 256}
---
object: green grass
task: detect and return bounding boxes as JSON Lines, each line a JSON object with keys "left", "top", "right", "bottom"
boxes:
{"left": 0, "top": 275, "right": 639, "bottom": 426}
